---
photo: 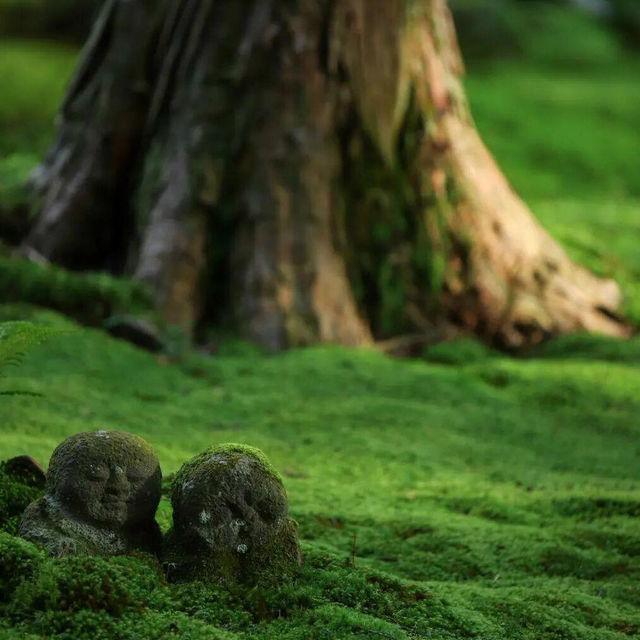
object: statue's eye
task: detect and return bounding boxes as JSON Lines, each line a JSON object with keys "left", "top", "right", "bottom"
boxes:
{"left": 257, "top": 499, "right": 279, "bottom": 522}
{"left": 88, "top": 470, "right": 108, "bottom": 481}
{"left": 127, "top": 473, "right": 145, "bottom": 482}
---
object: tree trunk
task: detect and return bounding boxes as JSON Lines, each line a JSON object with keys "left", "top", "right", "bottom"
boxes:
{"left": 23, "top": 0, "right": 630, "bottom": 350}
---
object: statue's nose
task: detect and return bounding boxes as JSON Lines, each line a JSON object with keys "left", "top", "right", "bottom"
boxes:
{"left": 105, "top": 465, "right": 129, "bottom": 496}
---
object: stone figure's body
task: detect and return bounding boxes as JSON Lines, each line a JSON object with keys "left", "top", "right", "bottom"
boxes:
{"left": 19, "top": 431, "right": 162, "bottom": 557}
{"left": 164, "top": 444, "right": 301, "bottom": 584}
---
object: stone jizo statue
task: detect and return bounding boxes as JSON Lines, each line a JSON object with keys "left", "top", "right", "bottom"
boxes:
{"left": 164, "top": 444, "right": 301, "bottom": 584}
{"left": 19, "top": 430, "right": 162, "bottom": 557}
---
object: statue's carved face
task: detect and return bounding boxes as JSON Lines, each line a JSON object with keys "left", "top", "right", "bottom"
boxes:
{"left": 173, "top": 452, "right": 287, "bottom": 558}
{"left": 47, "top": 431, "right": 162, "bottom": 529}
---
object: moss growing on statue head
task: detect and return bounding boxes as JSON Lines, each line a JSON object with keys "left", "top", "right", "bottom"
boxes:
{"left": 165, "top": 443, "right": 301, "bottom": 585}
{"left": 45, "top": 430, "right": 161, "bottom": 528}
{"left": 19, "top": 431, "right": 162, "bottom": 557}
{"left": 172, "top": 443, "right": 283, "bottom": 488}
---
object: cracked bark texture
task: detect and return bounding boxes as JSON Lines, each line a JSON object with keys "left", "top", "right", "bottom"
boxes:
{"left": 23, "top": 0, "right": 629, "bottom": 350}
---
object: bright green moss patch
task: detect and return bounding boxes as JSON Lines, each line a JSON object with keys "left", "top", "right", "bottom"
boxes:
{"left": 5, "top": 611, "right": 238, "bottom": 640}
{"left": 532, "top": 198, "right": 640, "bottom": 326}
{"left": 466, "top": 64, "right": 640, "bottom": 200}
{"left": 0, "top": 305, "right": 639, "bottom": 637}
{"left": 453, "top": 1, "right": 627, "bottom": 69}
{"left": 10, "top": 554, "right": 165, "bottom": 618}
{"left": 423, "top": 338, "right": 497, "bottom": 366}
{"left": 0, "top": 533, "right": 44, "bottom": 601}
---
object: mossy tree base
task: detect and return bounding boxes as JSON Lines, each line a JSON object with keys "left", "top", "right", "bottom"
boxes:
{"left": 24, "top": 0, "right": 629, "bottom": 350}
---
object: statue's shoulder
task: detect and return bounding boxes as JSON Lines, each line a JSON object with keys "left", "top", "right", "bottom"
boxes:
{"left": 19, "top": 495, "right": 55, "bottom": 530}
{"left": 19, "top": 496, "right": 99, "bottom": 556}
{"left": 18, "top": 496, "right": 74, "bottom": 554}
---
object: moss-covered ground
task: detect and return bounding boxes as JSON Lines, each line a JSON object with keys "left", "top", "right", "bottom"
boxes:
{"left": 1, "top": 6, "right": 639, "bottom": 639}
{"left": 1, "top": 303, "right": 639, "bottom": 639}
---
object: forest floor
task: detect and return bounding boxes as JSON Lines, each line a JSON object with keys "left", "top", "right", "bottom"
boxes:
{"left": 1, "top": 26, "right": 640, "bottom": 640}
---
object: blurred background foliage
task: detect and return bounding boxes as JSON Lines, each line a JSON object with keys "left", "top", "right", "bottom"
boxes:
{"left": 0, "top": 0, "right": 100, "bottom": 42}
{"left": 451, "top": 0, "right": 640, "bottom": 62}
{"left": 1, "top": 0, "right": 637, "bottom": 55}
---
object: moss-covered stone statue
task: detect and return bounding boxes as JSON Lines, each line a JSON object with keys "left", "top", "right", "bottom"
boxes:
{"left": 164, "top": 444, "right": 301, "bottom": 585}
{"left": 19, "top": 431, "right": 162, "bottom": 557}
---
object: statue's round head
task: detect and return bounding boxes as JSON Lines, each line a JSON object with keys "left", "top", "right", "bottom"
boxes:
{"left": 46, "top": 430, "right": 161, "bottom": 529}
{"left": 171, "top": 444, "right": 289, "bottom": 558}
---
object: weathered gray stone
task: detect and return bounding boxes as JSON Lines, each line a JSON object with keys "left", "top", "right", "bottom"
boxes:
{"left": 164, "top": 444, "right": 301, "bottom": 585}
{"left": 19, "top": 430, "right": 162, "bottom": 557}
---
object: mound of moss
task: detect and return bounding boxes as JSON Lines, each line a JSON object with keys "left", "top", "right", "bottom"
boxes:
{"left": 1, "top": 304, "right": 639, "bottom": 638}
{"left": 0, "top": 258, "right": 152, "bottom": 327}
{"left": 0, "top": 533, "right": 44, "bottom": 602}
{"left": 10, "top": 554, "right": 165, "bottom": 618}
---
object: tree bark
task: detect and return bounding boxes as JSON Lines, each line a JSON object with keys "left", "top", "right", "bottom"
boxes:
{"left": 23, "top": 0, "right": 630, "bottom": 350}
{"left": 27, "top": 0, "right": 155, "bottom": 269}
